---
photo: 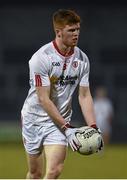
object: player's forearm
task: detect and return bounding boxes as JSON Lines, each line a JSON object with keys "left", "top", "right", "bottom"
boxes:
{"left": 39, "top": 96, "right": 66, "bottom": 127}
{"left": 79, "top": 94, "right": 96, "bottom": 126}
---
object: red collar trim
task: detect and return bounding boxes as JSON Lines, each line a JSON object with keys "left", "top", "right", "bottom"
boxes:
{"left": 52, "top": 40, "right": 74, "bottom": 57}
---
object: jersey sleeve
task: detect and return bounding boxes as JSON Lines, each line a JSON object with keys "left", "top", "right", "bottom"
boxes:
{"left": 79, "top": 55, "right": 90, "bottom": 87}
{"left": 29, "top": 53, "right": 50, "bottom": 87}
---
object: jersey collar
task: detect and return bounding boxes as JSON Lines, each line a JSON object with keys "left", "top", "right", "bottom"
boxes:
{"left": 52, "top": 40, "right": 74, "bottom": 57}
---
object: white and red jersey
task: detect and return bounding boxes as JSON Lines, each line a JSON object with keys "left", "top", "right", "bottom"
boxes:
{"left": 21, "top": 41, "right": 90, "bottom": 123}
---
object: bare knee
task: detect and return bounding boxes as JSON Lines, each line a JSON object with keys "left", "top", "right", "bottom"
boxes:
{"left": 45, "top": 163, "right": 64, "bottom": 179}
{"left": 26, "top": 152, "right": 43, "bottom": 179}
{"left": 27, "top": 169, "right": 42, "bottom": 179}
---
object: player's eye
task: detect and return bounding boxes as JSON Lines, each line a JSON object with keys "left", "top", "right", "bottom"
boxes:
{"left": 68, "top": 29, "right": 75, "bottom": 32}
{"left": 69, "top": 28, "right": 80, "bottom": 32}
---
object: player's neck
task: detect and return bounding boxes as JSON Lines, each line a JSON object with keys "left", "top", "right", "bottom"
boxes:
{"left": 54, "top": 39, "right": 74, "bottom": 57}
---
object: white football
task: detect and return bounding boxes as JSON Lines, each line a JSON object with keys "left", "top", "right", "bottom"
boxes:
{"left": 76, "top": 126, "right": 103, "bottom": 155}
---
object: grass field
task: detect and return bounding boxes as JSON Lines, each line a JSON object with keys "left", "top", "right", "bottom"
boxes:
{"left": 0, "top": 142, "right": 127, "bottom": 179}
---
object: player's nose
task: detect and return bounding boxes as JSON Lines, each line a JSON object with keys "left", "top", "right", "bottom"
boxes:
{"left": 73, "top": 29, "right": 80, "bottom": 36}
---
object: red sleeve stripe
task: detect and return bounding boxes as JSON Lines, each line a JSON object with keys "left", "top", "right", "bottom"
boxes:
{"left": 35, "top": 74, "right": 42, "bottom": 86}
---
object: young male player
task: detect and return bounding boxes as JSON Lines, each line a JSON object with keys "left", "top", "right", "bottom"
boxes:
{"left": 21, "top": 9, "right": 101, "bottom": 179}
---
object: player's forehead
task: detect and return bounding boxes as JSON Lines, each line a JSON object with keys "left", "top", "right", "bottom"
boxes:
{"left": 63, "top": 23, "right": 80, "bottom": 30}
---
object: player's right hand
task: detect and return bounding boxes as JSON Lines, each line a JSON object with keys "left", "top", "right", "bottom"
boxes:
{"left": 65, "top": 127, "right": 81, "bottom": 151}
{"left": 61, "top": 122, "right": 81, "bottom": 151}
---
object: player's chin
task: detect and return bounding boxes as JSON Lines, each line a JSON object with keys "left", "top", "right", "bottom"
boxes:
{"left": 71, "top": 42, "right": 78, "bottom": 47}
{"left": 72, "top": 40, "right": 78, "bottom": 46}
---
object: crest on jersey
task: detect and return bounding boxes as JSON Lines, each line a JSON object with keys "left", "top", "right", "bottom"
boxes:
{"left": 72, "top": 61, "right": 78, "bottom": 68}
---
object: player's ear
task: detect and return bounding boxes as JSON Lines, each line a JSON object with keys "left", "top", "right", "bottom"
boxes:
{"left": 55, "top": 29, "right": 61, "bottom": 38}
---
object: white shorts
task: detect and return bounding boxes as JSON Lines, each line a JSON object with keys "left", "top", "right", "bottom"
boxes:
{"left": 21, "top": 113, "right": 68, "bottom": 154}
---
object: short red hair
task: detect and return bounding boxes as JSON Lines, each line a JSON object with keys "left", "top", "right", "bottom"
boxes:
{"left": 53, "top": 9, "right": 81, "bottom": 30}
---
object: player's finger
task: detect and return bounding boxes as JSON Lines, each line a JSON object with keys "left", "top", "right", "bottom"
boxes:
{"left": 70, "top": 140, "right": 78, "bottom": 151}
{"left": 73, "top": 135, "right": 82, "bottom": 146}
{"left": 70, "top": 143, "right": 76, "bottom": 151}
{"left": 72, "top": 140, "right": 80, "bottom": 151}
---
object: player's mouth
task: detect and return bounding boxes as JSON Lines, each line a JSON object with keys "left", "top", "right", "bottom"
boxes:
{"left": 72, "top": 38, "right": 78, "bottom": 43}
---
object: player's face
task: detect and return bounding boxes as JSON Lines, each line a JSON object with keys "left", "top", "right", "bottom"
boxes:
{"left": 60, "top": 23, "right": 80, "bottom": 47}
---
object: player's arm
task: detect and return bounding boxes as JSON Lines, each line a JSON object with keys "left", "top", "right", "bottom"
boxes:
{"left": 78, "top": 86, "right": 97, "bottom": 127}
{"left": 79, "top": 86, "right": 104, "bottom": 150}
{"left": 30, "top": 55, "right": 66, "bottom": 128}
{"left": 78, "top": 54, "right": 102, "bottom": 132}
{"left": 36, "top": 85, "right": 66, "bottom": 127}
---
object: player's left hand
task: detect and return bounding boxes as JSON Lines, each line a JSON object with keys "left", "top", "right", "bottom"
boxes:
{"left": 91, "top": 124, "right": 102, "bottom": 134}
{"left": 91, "top": 124, "right": 104, "bottom": 151}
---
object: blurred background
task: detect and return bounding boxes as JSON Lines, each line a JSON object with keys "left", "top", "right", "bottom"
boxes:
{"left": 0, "top": 0, "right": 127, "bottom": 178}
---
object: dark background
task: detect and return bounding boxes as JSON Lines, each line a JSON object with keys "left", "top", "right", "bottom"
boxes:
{"left": 0, "top": 0, "right": 127, "bottom": 143}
